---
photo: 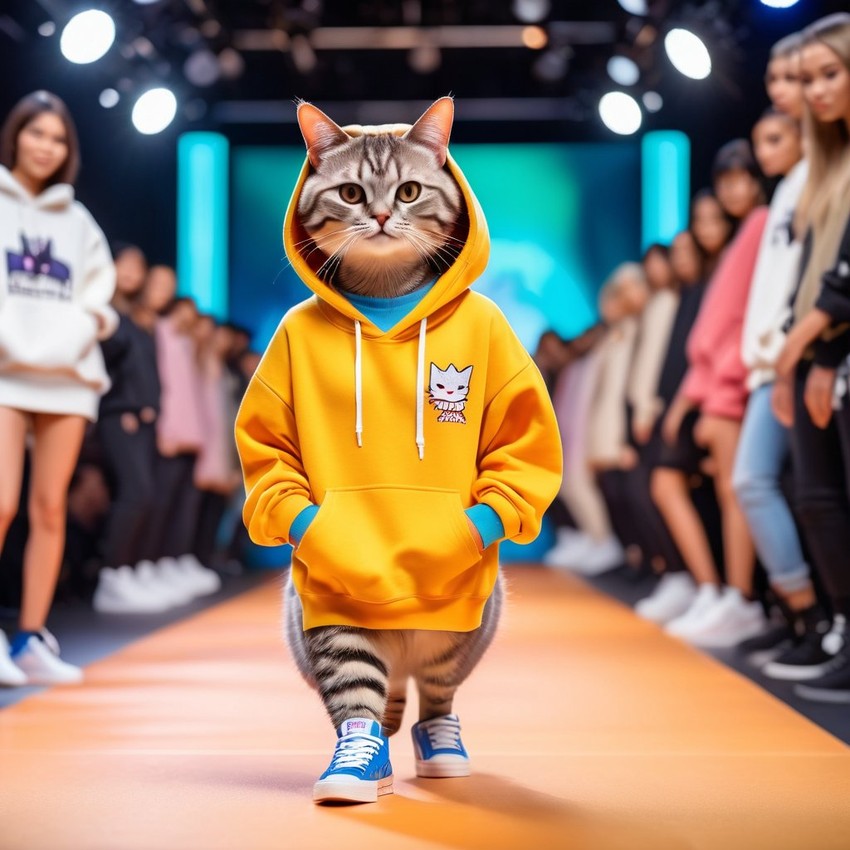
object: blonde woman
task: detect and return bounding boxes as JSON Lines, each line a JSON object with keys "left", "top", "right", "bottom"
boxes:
{"left": 770, "top": 13, "right": 850, "bottom": 701}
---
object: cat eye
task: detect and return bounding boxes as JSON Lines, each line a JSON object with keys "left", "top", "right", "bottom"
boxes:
{"left": 436, "top": 384, "right": 445, "bottom": 389}
{"left": 397, "top": 181, "right": 422, "bottom": 203}
{"left": 339, "top": 183, "right": 365, "bottom": 204}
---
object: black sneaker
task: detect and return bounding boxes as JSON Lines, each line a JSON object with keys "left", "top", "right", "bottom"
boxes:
{"left": 762, "top": 607, "right": 834, "bottom": 681}
{"left": 738, "top": 623, "right": 795, "bottom": 668}
{"left": 795, "top": 652, "right": 850, "bottom": 704}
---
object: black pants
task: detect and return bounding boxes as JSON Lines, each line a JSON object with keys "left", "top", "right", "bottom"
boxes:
{"left": 98, "top": 415, "right": 157, "bottom": 568}
{"left": 624, "top": 445, "right": 688, "bottom": 573}
{"left": 144, "top": 452, "right": 202, "bottom": 561}
{"left": 194, "top": 490, "right": 229, "bottom": 566}
{"left": 789, "top": 363, "right": 850, "bottom": 608}
{"left": 597, "top": 469, "right": 645, "bottom": 554}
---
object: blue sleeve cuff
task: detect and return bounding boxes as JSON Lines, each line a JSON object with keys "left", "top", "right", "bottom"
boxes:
{"left": 465, "top": 504, "right": 505, "bottom": 549}
{"left": 289, "top": 504, "right": 319, "bottom": 545}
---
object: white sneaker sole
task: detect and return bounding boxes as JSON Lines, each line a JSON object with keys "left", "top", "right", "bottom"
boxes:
{"left": 415, "top": 758, "right": 470, "bottom": 778}
{"left": 313, "top": 774, "right": 393, "bottom": 804}
{"left": 795, "top": 684, "right": 850, "bottom": 704}
{"left": 93, "top": 597, "right": 169, "bottom": 614}
{"left": 762, "top": 659, "right": 836, "bottom": 681}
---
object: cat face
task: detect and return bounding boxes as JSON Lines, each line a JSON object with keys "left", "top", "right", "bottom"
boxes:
{"left": 429, "top": 363, "right": 472, "bottom": 402}
{"left": 295, "top": 98, "right": 465, "bottom": 296}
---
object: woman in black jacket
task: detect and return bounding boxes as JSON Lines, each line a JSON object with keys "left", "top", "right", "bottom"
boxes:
{"left": 92, "top": 244, "right": 164, "bottom": 614}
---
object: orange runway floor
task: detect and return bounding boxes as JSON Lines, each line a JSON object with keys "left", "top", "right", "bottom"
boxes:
{"left": 2, "top": 566, "right": 849, "bottom": 850}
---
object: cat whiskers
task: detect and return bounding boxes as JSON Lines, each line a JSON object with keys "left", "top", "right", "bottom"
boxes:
{"left": 315, "top": 228, "right": 365, "bottom": 281}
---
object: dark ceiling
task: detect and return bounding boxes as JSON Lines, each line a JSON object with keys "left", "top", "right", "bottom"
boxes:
{"left": 0, "top": 0, "right": 846, "bottom": 264}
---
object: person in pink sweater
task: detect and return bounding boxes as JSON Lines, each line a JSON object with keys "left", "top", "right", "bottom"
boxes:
{"left": 661, "top": 136, "right": 770, "bottom": 646}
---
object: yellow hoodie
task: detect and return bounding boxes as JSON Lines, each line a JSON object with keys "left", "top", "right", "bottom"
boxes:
{"left": 235, "top": 124, "right": 562, "bottom": 631}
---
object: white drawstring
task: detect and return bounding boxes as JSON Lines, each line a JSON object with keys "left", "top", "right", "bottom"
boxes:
{"left": 416, "top": 317, "right": 427, "bottom": 460}
{"left": 354, "top": 320, "right": 363, "bottom": 447}
{"left": 353, "top": 316, "right": 427, "bottom": 459}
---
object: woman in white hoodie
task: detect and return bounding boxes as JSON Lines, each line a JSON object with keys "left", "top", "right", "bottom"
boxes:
{"left": 0, "top": 92, "right": 116, "bottom": 686}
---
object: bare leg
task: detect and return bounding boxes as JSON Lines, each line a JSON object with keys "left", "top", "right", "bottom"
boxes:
{"left": 702, "top": 416, "right": 756, "bottom": 597}
{"left": 19, "top": 413, "right": 86, "bottom": 631}
{"left": 651, "top": 467, "right": 720, "bottom": 585}
{"left": 0, "top": 407, "right": 29, "bottom": 551}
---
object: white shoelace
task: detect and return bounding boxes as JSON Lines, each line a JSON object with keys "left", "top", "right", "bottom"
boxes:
{"left": 330, "top": 733, "right": 384, "bottom": 772}
{"left": 421, "top": 716, "right": 463, "bottom": 751}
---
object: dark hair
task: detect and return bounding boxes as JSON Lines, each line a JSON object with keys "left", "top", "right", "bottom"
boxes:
{"left": 0, "top": 91, "right": 80, "bottom": 187}
{"left": 770, "top": 32, "right": 803, "bottom": 60}
{"left": 111, "top": 241, "right": 147, "bottom": 262}
{"left": 689, "top": 188, "right": 734, "bottom": 257}
{"left": 757, "top": 105, "right": 795, "bottom": 122}
{"left": 711, "top": 138, "right": 761, "bottom": 181}
{"left": 161, "top": 295, "right": 197, "bottom": 317}
{"left": 642, "top": 242, "right": 670, "bottom": 262}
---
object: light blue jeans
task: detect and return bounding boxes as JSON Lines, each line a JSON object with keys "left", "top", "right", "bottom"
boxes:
{"left": 732, "top": 382, "right": 812, "bottom": 594}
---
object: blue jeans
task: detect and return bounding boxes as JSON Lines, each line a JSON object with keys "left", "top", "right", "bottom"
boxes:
{"left": 732, "top": 382, "right": 811, "bottom": 594}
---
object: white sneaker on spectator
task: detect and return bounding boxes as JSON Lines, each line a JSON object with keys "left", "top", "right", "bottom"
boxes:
{"left": 665, "top": 583, "right": 722, "bottom": 638}
{"left": 93, "top": 566, "right": 170, "bottom": 614}
{"left": 543, "top": 529, "right": 595, "bottom": 567}
{"left": 176, "top": 554, "right": 222, "bottom": 596}
{"left": 569, "top": 536, "right": 624, "bottom": 577}
{"left": 635, "top": 572, "right": 697, "bottom": 624}
{"left": 12, "top": 634, "right": 83, "bottom": 685}
{"left": 158, "top": 557, "right": 204, "bottom": 601}
{"left": 136, "top": 559, "right": 194, "bottom": 606}
{"left": 684, "top": 587, "right": 768, "bottom": 648}
{"left": 0, "top": 631, "right": 27, "bottom": 686}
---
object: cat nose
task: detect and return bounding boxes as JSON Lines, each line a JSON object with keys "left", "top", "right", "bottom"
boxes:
{"left": 374, "top": 213, "right": 390, "bottom": 228}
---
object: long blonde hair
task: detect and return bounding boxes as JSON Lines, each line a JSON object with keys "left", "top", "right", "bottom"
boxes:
{"left": 795, "top": 14, "right": 850, "bottom": 236}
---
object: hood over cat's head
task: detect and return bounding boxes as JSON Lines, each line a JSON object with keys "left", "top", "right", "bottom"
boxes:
{"left": 283, "top": 97, "right": 490, "bottom": 339}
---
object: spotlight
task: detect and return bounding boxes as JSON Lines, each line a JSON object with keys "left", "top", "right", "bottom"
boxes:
{"left": 521, "top": 26, "right": 548, "bottom": 50}
{"left": 607, "top": 56, "right": 640, "bottom": 86}
{"left": 408, "top": 43, "right": 441, "bottom": 74}
{"left": 291, "top": 34, "right": 317, "bottom": 73}
{"left": 60, "top": 10, "right": 115, "bottom": 64}
{"left": 217, "top": 48, "right": 245, "bottom": 80}
{"left": 99, "top": 88, "right": 120, "bottom": 108}
{"left": 533, "top": 48, "right": 570, "bottom": 82}
{"left": 642, "top": 91, "right": 663, "bottom": 112}
{"left": 664, "top": 28, "right": 711, "bottom": 80}
{"left": 132, "top": 88, "right": 177, "bottom": 135}
{"left": 512, "top": 0, "right": 551, "bottom": 24}
{"left": 617, "top": 0, "right": 648, "bottom": 15}
{"left": 760, "top": 0, "right": 800, "bottom": 7}
{"left": 599, "top": 92, "right": 642, "bottom": 135}
{"left": 184, "top": 48, "right": 220, "bottom": 87}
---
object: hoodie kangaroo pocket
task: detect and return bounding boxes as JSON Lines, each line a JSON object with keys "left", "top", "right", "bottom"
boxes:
{"left": 296, "top": 486, "right": 482, "bottom": 603}
{"left": 0, "top": 298, "right": 97, "bottom": 369}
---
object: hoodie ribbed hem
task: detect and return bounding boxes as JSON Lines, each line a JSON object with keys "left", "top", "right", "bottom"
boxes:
{"left": 297, "top": 591, "right": 493, "bottom": 632}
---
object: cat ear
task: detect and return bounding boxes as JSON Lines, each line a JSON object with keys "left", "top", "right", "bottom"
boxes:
{"left": 404, "top": 97, "right": 454, "bottom": 167}
{"left": 296, "top": 101, "right": 350, "bottom": 168}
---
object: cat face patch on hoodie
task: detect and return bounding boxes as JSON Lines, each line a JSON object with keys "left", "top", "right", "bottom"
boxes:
{"left": 428, "top": 362, "right": 472, "bottom": 424}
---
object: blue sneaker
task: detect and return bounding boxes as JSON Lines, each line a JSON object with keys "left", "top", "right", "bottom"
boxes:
{"left": 313, "top": 718, "right": 393, "bottom": 803}
{"left": 411, "top": 714, "right": 470, "bottom": 778}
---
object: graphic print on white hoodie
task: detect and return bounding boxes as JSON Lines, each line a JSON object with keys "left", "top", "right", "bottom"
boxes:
{"left": 0, "top": 165, "right": 117, "bottom": 390}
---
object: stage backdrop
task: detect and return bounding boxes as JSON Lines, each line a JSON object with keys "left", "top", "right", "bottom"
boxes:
{"left": 229, "top": 143, "right": 641, "bottom": 353}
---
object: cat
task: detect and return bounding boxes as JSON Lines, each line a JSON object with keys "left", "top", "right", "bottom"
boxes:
{"left": 287, "top": 96, "right": 503, "bottom": 763}
{"left": 235, "top": 96, "right": 561, "bottom": 805}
